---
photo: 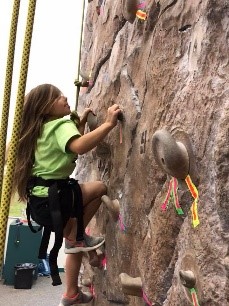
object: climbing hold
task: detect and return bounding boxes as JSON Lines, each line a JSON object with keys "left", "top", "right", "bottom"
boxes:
{"left": 96, "top": 0, "right": 104, "bottom": 15}
{"left": 96, "top": 6, "right": 101, "bottom": 15}
{"left": 74, "top": 79, "right": 89, "bottom": 87}
{"left": 101, "top": 195, "right": 120, "bottom": 221}
{"left": 87, "top": 112, "right": 98, "bottom": 131}
{"left": 180, "top": 253, "right": 202, "bottom": 305}
{"left": 96, "top": 142, "right": 111, "bottom": 158}
{"left": 80, "top": 70, "right": 89, "bottom": 82}
{"left": 88, "top": 249, "right": 105, "bottom": 268}
{"left": 117, "top": 111, "right": 124, "bottom": 122}
{"left": 88, "top": 251, "right": 100, "bottom": 268}
{"left": 81, "top": 278, "right": 92, "bottom": 287}
{"left": 179, "top": 269, "right": 196, "bottom": 289}
{"left": 122, "top": 0, "right": 138, "bottom": 23}
{"left": 136, "top": 1, "right": 147, "bottom": 20}
{"left": 152, "top": 129, "right": 196, "bottom": 180}
{"left": 118, "top": 111, "right": 124, "bottom": 144}
{"left": 119, "top": 273, "right": 143, "bottom": 297}
{"left": 122, "top": 0, "right": 147, "bottom": 23}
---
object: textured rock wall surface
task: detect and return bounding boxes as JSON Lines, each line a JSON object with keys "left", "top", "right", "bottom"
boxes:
{"left": 77, "top": 0, "right": 229, "bottom": 305}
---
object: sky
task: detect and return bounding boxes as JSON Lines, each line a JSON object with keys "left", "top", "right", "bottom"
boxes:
{"left": 0, "top": 0, "right": 87, "bottom": 140}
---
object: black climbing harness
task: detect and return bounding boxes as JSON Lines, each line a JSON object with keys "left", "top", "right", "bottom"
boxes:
{"left": 26, "top": 176, "right": 84, "bottom": 286}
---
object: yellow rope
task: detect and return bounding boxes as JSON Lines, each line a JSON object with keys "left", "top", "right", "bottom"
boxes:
{"left": 0, "top": 0, "right": 37, "bottom": 274}
{"left": 75, "top": 0, "right": 86, "bottom": 110}
{"left": 0, "top": 0, "right": 20, "bottom": 205}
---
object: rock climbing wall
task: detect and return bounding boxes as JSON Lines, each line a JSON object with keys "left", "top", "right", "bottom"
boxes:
{"left": 76, "top": 0, "right": 229, "bottom": 305}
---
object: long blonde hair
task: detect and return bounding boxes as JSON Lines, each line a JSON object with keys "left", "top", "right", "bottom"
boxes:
{"left": 14, "top": 84, "right": 62, "bottom": 201}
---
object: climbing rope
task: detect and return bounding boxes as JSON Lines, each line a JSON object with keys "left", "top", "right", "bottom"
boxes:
{"left": 0, "top": 0, "right": 37, "bottom": 275}
{"left": 74, "top": 0, "right": 86, "bottom": 110}
{"left": 0, "top": 0, "right": 21, "bottom": 205}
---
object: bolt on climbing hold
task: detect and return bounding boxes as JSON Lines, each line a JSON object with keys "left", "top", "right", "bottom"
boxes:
{"left": 117, "top": 111, "right": 124, "bottom": 122}
{"left": 89, "top": 249, "right": 105, "bottom": 268}
{"left": 101, "top": 195, "right": 120, "bottom": 221}
{"left": 153, "top": 129, "right": 200, "bottom": 227}
{"left": 122, "top": 0, "right": 138, "bottom": 23}
{"left": 81, "top": 278, "right": 92, "bottom": 287}
{"left": 119, "top": 273, "right": 143, "bottom": 297}
{"left": 74, "top": 79, "right": 89, "bottom": 88}
{"left": 179, "top": 270, "right": 200, "bottom": 306}
{"left": 118, "top": 111, "right": 124, "bottom": 144}
{"left": 136, "top": 1, "right": 147, "bottom": 20}
{"left": 122, "top": 0, "right": 147, "bottom": 23}
{"left": 96, "top": 0, "right": 104, "bottom": 15}
{"left": 179, "top": 269, "right": 196, "bottom": 289}
{"left": 152, "top": 129, "right": 191, "bottom": 179}
{"left": 87, "top": 112, "right": 98, "bottom": 131}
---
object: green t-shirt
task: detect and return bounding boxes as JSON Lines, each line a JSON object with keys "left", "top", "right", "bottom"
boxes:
{"left": 32, "top": 118, "right": 81, "bottom": 197}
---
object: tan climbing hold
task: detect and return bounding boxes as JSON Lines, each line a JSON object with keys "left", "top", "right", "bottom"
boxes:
{"left": 80, "top": 70, "right": 90, "bottom": 81}
{"left": 101, "top": 195, "right": 120, "bottom": 221}
{"left": 81, "top": 278, "right": 92, "bottom": 287}
{"left": 152, "top": 129, "right": 197, "bottom": 180}
{"left": 88, "top": 249, "right": 104, "bottom": 268}
{"left": 179, "top": 269, "right": 196, "bottom": 289}
{"left": 119, "top": 273, "right": 143, "bottom": 297}
{"left": 87, "top": 112, "right": 98, "bottom": 131}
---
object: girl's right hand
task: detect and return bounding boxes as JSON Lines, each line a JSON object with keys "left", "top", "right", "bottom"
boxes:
{"left": 105, "top": 104, "right": 121, "bottom": 128}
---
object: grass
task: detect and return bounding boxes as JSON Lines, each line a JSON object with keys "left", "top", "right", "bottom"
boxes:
{"left": 9, "top": 194, "right": 26, "bottom": 218}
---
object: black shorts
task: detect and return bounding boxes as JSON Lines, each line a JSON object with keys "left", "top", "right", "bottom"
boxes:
{"left": 29, "top": 185, "right": 80, "bottom": 230}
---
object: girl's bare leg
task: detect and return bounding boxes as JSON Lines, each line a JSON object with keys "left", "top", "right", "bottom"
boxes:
{"left": 80, "top": 180, "right": 107, "bottom": 226}
{"left": 64, "top": 253, "right": 83, "bottom": 297}
{"left": 63, "top": 181, "right": 107, "bottom": 297}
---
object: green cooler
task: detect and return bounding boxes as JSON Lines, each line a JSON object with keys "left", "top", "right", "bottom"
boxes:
{"left": 3, "top": 219, "right": 42, "bottom": 285}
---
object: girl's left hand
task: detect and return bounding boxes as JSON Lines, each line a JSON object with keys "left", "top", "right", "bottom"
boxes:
{"left": 80, "top": 108, "right": 95, "bottom": 125}
{"left": 80, "top": 107, "right": 95, "bottom": 125}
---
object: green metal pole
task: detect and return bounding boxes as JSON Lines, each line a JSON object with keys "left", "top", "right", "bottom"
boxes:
{"left": 0, "top": 0, "right": 20, "bottom": 205}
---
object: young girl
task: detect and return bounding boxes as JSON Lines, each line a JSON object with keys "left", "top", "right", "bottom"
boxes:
{"left": 13, "top": 83, "right": 121, "bottom": 305}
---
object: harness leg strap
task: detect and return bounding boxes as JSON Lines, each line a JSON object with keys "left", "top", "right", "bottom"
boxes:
{"left": 72, "top": 181, "right": 84, "bottom": 241}
{"left": 38, "top": 227, "right": 51, "bottom": 259}
{"left": 48, "top": 183, "right": 63, "bottom": 286}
